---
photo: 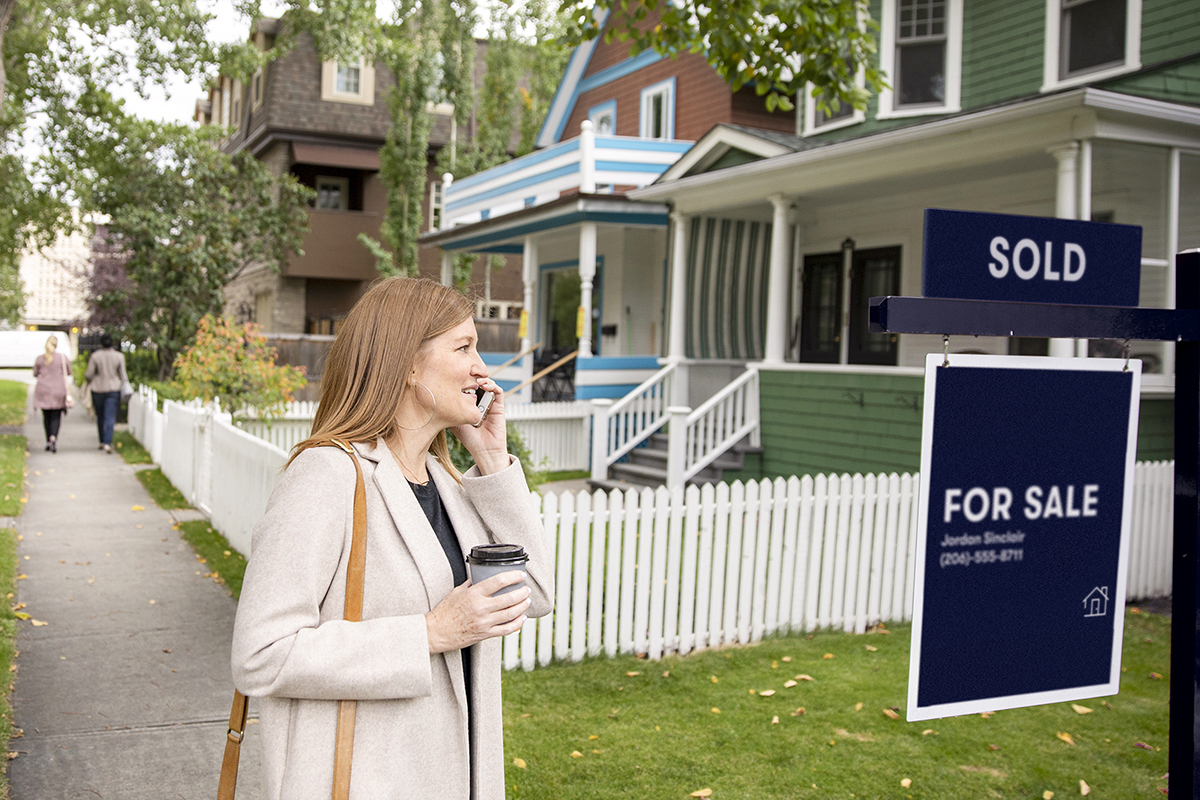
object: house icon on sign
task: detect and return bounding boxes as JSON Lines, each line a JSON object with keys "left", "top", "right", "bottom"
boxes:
{"left": 1083, "top": 587, "right": 1109, "bottom": 618}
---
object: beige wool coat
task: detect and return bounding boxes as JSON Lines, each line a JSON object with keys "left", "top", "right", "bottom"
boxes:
{"left": 231, "top": 440, "right": 554, "bottom": 800}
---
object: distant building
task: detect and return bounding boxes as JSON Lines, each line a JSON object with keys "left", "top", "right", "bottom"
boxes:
{"left": 195, "top": 16, "right": 524, "bottom": 337}
{"left": 18, "top": 227, "right": 89, "bottom": 331}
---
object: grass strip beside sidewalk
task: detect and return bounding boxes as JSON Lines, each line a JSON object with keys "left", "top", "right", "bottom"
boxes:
{"left": 0, "top": 437, "right": 25, "bottom": 519}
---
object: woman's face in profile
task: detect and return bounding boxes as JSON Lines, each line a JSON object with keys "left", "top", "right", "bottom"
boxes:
{"left": 410, "top": 317, "right": 489, "bottom": 429}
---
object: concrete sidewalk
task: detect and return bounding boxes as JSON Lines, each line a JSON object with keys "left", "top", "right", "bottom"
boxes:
{"left": 6, "top": 381, "right": 262, "bottom": 799}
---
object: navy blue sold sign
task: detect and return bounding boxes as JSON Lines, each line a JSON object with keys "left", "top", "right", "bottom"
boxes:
{"left": 908, "top": 354, "right": 1140, "bottom": 720}
{"left": 922, "top": 209, "right": 1142, "bottom": 306}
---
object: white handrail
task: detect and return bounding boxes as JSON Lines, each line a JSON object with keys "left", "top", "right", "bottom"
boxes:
{"left": 603, "top": 363, "right": 677, "bottom": 467}
{"left": 675, "top": 367, "right": 760, "bottom": 485}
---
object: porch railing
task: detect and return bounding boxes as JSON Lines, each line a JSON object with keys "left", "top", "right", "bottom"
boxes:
{"left": 671, "top": 367, "right": 761, "bottom": 486}
{"left": 590, "top": 363, "right": 677, "bottom": 482}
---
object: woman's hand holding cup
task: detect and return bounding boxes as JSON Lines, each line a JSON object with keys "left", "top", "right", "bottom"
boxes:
{"left": 425, "top": 572, "right": 530, "bottom": 654}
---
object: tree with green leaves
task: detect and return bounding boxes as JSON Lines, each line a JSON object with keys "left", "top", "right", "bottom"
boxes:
{"left": 560, "top": 0, "right": 884, "bottom": 114}
{"left": 75, "top": 117, "right": 312, "bottom": 379}
{"left": 0, "top": 0, "right": 266, "bottom": 324}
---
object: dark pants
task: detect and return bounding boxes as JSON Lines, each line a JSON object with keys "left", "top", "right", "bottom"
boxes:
{"left": 92, "top": 391, "right": 119, "bottom": 446}
{"left": 41, "top": 409, "right": 63, "bottom": 441}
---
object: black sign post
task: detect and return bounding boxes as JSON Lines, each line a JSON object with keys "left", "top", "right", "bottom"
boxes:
{"left": 871, "top": 248, "right": 1200, "bottom": 797}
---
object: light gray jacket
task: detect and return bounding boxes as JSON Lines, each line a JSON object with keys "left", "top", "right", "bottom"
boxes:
{"left": 231, "top": 440, "right": 554, "bottom": 800}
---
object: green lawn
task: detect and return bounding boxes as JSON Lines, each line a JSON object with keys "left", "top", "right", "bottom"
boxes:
{"left": 502, "top": 612, "right": 1170, "bottom": 799}
{"left": 0, "top": 437, "right": 25, "bottom": 518}
{"left": 0, "top": 382, "right": 25, "bottom": 428}
{"left": 112, "top": 431, "right": 153, "bottom": 464}
{"left": 134, "top": 468, "right": 191, "bottom": 510}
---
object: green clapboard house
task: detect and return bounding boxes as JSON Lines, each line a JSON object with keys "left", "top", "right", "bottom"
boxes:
{"left": 425, "top": 0, "right": 1198, "bottom": 487}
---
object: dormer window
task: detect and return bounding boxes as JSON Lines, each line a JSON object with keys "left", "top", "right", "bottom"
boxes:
{"left": 1044, "top": 0, "right": 1141, "bottom": 89}
{"left": 336, "top": 63, "right": 360, "bottom": 95}
{"left": 321, "top": 58, "right": 376, "bottom": 106}
{"left": 640, "top": 79, "right": 675, "bottom": 140}
{"left": 877, "top": 0, "right": 962, "bottom": 119}
{"left": 589, "top": 101, "right": 616, "bottom": 135}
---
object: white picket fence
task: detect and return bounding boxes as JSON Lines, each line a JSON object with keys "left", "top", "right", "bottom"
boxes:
{"left": 127, "top": 386, "right": 1175, "bottom": 674}
{"left": 233, "top": 398, "right": 594, "bottom": 472}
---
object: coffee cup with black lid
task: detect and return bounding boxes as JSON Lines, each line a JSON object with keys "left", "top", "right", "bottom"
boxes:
{"left": 466, "top": 544, "right": 528, "bottom": 596}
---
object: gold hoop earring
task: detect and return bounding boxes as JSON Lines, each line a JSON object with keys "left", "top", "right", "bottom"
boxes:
{"left": 396, "top": 381, "right": 437, "bottom": 431}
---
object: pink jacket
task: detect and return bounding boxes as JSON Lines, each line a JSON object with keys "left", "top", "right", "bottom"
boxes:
{"left": 32, "top": 352, "right": 71, "bottom": 411}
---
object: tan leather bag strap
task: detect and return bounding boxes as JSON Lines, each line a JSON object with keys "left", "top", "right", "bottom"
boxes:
{"left": 218, "top": 438, "right": 366, "bottom": 800}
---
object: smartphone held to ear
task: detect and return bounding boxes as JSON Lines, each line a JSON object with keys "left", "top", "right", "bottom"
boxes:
{"left": 473, "top": 387, "right": 494, "bottom": 427}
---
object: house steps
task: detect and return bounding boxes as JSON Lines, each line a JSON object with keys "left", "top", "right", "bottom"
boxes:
{"left": 588, "top": 434, "right": 762, "bottom": 492}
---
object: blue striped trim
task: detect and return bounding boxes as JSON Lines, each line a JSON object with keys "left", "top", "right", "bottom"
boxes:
{"left": 594, "top": 160, "right": 671, "bottom": 174}
{"left": 575, "top": 383, "right": 643, "bottom": 399}
{"left": 448, "top": 139, "right": 581, "bottom": 195}
{"left": 578, "top": 50, "right": 664, "bottom": 94}
{"left": 594, "top": 138, "right": 693, "bottom": 154}
{"left": 441, "top": 211, "right": 669, "bottom": 252}
{"left": 446, "top": 163, "right": 580, "bottom": 212}
{"left": 481, "top": 353, "right": 526, "bottom": 366}
{"left": 575, "top": 356, "right": 660, "bottom": 371}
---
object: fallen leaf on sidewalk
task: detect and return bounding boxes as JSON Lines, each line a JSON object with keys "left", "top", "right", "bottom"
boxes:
{"left": 14, "top": 575, "right": 26, "bottom": 581}
{"left": 12, "top": 613, "right": 28, "bottom": 621}
{"left": 131, "top": 505, "right": 145, "bottom": 511}
{"left": 29, "top": 620, "right": 47, "bottom": 627}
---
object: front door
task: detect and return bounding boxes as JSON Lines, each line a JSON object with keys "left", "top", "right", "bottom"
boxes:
{"left": 797, "top": 246, "right": 900, "bottom": 365}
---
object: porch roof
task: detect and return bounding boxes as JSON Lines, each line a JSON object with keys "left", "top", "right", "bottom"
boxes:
{"left": 419, "top": 193, "right": 670, "bottom": 254}
{"left": 631, "top": 88, "right": 1200, "bottom": 215}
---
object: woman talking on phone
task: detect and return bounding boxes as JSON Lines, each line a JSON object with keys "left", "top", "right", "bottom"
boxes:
{"left": 231, "top": 277, "right": 553, "bottom": 800}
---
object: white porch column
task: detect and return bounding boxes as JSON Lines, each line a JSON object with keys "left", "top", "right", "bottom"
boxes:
{"left": 1048, "top": 142, "right": 1080, "bottom": 358}
{"left": 578, "top": 221, "right": 597, "bottom": 358}
{"left": 439, "top": 172, "right": 453, "bottom": 231}
{"left": 763, "top": 194, "right": 793, "bottom": 365}
{"left": 520, "top": 235, "right": 539, "bottom": 401}
{"left": 440, "top": 250, "right": 453, "bottom": 287}
{"left": 668, "top": 211, "right": 690, "bottom": 406}
{"left": 1164, "top": 146, "right": 1181, "bottom": 377}
{"left": 580, "top": 120, "right": 596, "bottom": 194}
{"left": 1076, "top": 141, "right": 1093, "bottom": 358}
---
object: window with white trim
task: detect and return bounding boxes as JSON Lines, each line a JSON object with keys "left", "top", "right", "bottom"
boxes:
{"left": 251, "top": 69, "right": 264, "bottom": 110}
{"left": 877, "top": 0, "right": 962, "bottom": 118}
{"left": 1046, "top": 0, "right": 1141, "bottom": 88}
{"left": 312, "top": 176, "right": 350, "bottom": 211}
{"left": 429, "top": 181, "right": 444, "bottom": 230}
{"left": 231, "top": 80, "right": 242, "bottom": 130}
{"left": 589, "top": 101, "right": 616, "bottom": 135}
{"left": 804, "top": 61, "right": 866, "bottom": 135}
{"left": 336, "top": 63, "right": 361, "bottom": 95}
{"left": 321, "top": 58, "right": 376, "bottom": 105}
{"left": 639, "top": 79, "right": 675, "bottom": 140}
{"left": 896, "top": 0, "right": 946, "bottom": 107}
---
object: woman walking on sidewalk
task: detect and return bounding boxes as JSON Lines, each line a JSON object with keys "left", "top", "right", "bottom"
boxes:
{"left": 31, "top": 335, "right": 72, "bottom": 453}
{"left": 84, "top": 333, "right": 128, "bottom": 454}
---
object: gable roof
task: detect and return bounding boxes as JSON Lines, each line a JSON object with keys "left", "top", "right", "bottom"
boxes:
{"left": 656, "top": 124, "right": 807, "bottom": 182}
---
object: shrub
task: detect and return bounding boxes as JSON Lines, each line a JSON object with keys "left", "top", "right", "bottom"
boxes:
{"left": 173, "top": 315, "right": 306, "bottom": 420}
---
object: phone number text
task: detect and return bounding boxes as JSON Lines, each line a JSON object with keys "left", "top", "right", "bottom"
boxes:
{"left": 939, "top": 549, "right": 1024, "bottom": 568}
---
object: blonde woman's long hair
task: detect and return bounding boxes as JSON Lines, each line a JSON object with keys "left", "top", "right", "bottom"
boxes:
{"left": 288, "top": 277, "right": 475, "bottom": 482}
{"left": 43, "top": 336, "right": 57, "bottom": 365}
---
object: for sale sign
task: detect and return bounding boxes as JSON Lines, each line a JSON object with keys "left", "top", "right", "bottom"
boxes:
{"left": 908, "top": 354, "right": 1141, "bottom": 721}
